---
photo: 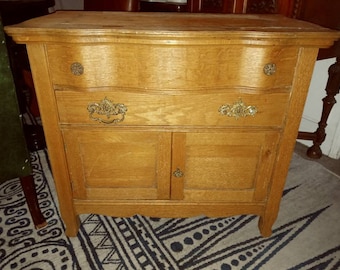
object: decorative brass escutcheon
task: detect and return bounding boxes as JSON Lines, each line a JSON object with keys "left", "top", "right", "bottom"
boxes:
{"left": 173, "top": 168, "right": 184, "bottom": 178}
{"left": 87, "top": 97, "right": 127, "bottom": 124}
{"left": 219, "top": 99, "right": 257, "bottom": 119}
{"left": 70, "top": 62, "right": 84, "bottom": 76}
{"left": 263, "top": 63, "right": 276, "bottom": 76}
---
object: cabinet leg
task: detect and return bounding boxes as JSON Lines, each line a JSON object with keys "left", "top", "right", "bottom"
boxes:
{"left": 258, "top": 216, "right": 273, "bottom": 237}
{"left": 63, "top": 214, "right": 81, "bottom": 237}
{"left": 297, "top": 57, "right": 340, "bottom": 158}
{"left": 19, "top": 175, "right": 47, "bottom": 229}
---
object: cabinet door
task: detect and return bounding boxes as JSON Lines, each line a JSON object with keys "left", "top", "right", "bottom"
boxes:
{"left": 171, "top": 131, "right": 280, "bottom": 202}
{"left": 62, "top": 129, "right": 171, "bottom": 200}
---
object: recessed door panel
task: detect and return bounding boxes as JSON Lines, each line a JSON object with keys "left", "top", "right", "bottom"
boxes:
{"left": 172, "top": 131, "right": 280, "bottom": 202}
{"left": 62, "top": 129, "right": 171, "bottom": 200}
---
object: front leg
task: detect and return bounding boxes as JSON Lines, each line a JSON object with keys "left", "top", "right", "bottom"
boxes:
{"left": 258, "top": 215, "right": 274, "bottom": 237}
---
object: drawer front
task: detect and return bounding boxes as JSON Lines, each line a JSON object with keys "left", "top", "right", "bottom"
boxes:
{"left": 47, "top": 44, "right": 298, "bottom": 90}
{"left": 56, "top": 90, "right": 290, "bottom": 128}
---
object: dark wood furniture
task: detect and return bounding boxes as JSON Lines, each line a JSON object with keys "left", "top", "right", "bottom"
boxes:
{"left": 140, "top": 1, "right": 188, "bottom": 12}
{"left": 84, "top": 0, "right": 294, "bottom": 14}
{"left": 0, "top": 0, "right": 54, "bottom": 229}
{"left": 84, "top": 0, "right": 139, "bottom": 11}
{"left": 0, "top": 0, "right": 51, "bottom": 151}
{"left": 0, "top": 17, "right": 46, "bottom": 229}
{"left": 294, "top": 0, "right": 340, "bottom": 158}
{"left": 188, "top": 0, "right": 293, "bottom": 14}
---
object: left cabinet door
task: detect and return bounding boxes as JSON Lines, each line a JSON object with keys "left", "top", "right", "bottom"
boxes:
{"left": 62, "top": 129, "right": 172, "bottom": 200}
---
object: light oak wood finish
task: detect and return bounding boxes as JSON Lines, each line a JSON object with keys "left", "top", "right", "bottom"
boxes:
{"left": 5, "top": 11, "right": 339, "bottom": 237}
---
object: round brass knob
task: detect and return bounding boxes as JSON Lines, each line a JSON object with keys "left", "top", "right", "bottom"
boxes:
{"left": 70, "top": 62, "right": 84, "bottom": 76}
{"left": 263, "top": 63, "right": 276, "bottom": 76}
{"left": 173, "top": 168, "right": 184, "bottom": 178}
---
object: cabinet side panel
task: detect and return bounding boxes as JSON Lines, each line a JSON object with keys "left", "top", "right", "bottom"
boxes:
{"left": 259, "top": 47, "right": 319, "bottom": 236}
{"left": 26, "top": 44, "right": 80, "bottom": 236}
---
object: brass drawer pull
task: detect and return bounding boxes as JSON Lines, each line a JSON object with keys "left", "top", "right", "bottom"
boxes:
{"left": 70, "top": 62, "right": 84, "bottom": 76}
{"left": 219, "top": 99, "right": 257, "bottom": 119}
{"left": 87, "top": 97, "right": 127, "bottom": 124}
{"left": 263, "top": 63, "right": 276, "bottom": 76}
{"left": 173, "top": 168, "right": 184, "bottom": 178}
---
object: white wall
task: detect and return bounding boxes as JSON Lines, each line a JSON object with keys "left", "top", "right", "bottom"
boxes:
{"left": 298, "top": 58, "right": 340, "bottom": 159}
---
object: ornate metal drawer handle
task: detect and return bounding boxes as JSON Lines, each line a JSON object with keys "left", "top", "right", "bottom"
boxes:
{"left": 87, "top": 97, "right": 127, "bottom": 124}
{"left": 70, "top": 62, "right": 84, "bottom": 76}
{"left": 219, "top": 99, "right": 257, "bottom": 119}
{"left": 263, "top": 63, "right": 276, "bottom": 76}
{"left": 173, "top": 168, "right": 184, "bottom": 178}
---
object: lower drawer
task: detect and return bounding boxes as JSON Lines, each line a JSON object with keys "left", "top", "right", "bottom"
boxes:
{"left": 55, "top": 90, "right": 290, "bottom": 128}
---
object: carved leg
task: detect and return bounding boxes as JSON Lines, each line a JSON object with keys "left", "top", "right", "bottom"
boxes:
{"left": 19, "top": 175, "right": 47, "bottom": 229}
{"left": 298, "top": 57, "right": 340, "bottom": 158}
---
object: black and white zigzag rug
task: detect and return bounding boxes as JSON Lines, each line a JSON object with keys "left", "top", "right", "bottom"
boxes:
{"left": 0, "top": 150, "right": 339, "bottom": 270}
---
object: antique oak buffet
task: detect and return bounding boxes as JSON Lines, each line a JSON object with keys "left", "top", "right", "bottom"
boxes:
{"left": 5, "top": 11, "right": 339, "bottom": 237}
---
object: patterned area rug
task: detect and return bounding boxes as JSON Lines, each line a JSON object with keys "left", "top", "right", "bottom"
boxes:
{"left": 0, "top": 150, "right": 339, "bottom": 270}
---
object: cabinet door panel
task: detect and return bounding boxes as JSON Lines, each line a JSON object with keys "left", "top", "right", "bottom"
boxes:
{"left": 62, "top": 129, "right": 171, "bottom": 200}
{"left": 172, "top": 131, "right": 279, "bottom": 202}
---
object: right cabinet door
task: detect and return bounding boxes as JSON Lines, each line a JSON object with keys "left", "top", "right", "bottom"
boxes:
{"left": 171, "top": 131, "right": 280, "bottom": 202}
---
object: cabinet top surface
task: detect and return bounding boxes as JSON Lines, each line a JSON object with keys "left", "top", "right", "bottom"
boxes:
{"left": 5, "top": 11, "right": 340, "bottom": 46}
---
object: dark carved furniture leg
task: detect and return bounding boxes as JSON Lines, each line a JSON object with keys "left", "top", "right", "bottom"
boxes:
{"left": 19, "top": 175, "right": 47, "bottom": 228}
{"left": 298, "top": 57, "right": 340, "bottom": 158}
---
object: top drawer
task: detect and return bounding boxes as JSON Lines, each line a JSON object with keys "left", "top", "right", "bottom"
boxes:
{"left": 46, "top": 44, "right": 298, "bottom": 90}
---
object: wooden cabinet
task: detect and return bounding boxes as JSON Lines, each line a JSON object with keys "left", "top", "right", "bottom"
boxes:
{"left": 189, "top": 0, "right": 296, "bottom": 14}
{"left": 84, "top": 0, "right": 296, "bottom": 15}
{"left": 188, "top": 0, "right": 295, "bottom": 15}
{"left": 5, "top": 11, "right": 339, "bottom": 237}
{"left": 140, "top": 1, "right": 188, "bottom": 12}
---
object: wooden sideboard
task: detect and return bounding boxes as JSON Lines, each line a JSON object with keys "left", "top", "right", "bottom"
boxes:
{"left": 5, "top": 12, "right": 339, "bottom": 237}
